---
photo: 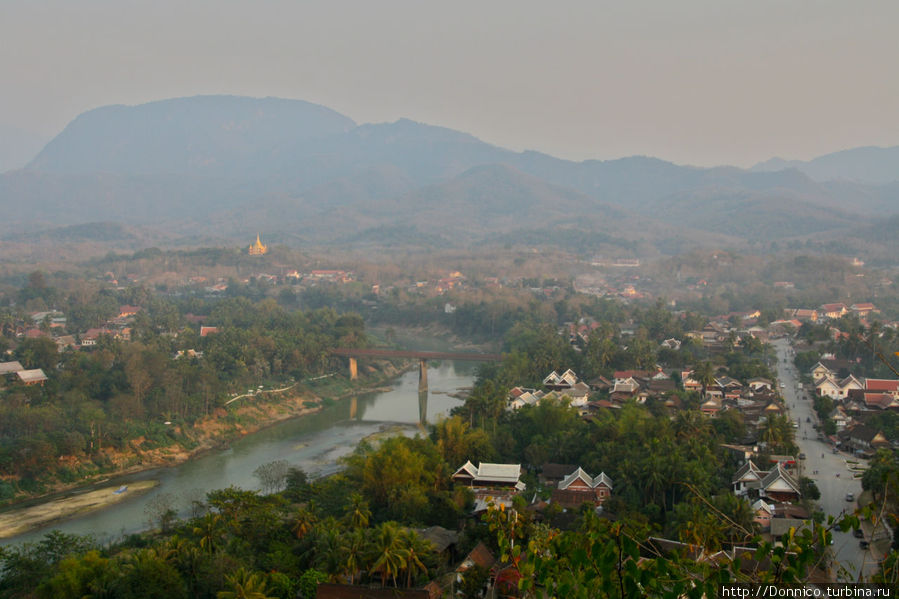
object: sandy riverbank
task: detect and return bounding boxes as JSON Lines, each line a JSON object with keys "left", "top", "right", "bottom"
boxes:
{"left": 0, "top": 480, "right": 159, "bottom": 540}
{"left": 0, "top": 366, "right": 409, "bottom": 538}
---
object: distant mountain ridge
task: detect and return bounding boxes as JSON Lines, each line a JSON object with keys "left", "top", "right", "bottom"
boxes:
{"left": 3, "top": 95, "right": 898, "bottom": 252}
{"left": 752, "top": 146, "right": 899, "bottom": 185}
{"left": 27, "top": 95, "right": 357, "bottom": 176}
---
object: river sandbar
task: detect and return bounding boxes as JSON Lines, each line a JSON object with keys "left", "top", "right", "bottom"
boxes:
{"left": 0, "top": 479, "right": 159, "bottom": 539}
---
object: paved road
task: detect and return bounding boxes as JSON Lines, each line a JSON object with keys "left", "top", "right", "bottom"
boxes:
{"left": 772, "top": 338, "right": 878, "bottom": 579}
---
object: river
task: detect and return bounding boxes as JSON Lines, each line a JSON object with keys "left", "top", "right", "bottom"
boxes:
{"left": 2, "top": 360, "right": 476, "bottom": 547}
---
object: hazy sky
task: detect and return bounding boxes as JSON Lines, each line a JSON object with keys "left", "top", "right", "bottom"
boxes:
{"left": 2, "top": 0, "right": 897, "bottom": 167}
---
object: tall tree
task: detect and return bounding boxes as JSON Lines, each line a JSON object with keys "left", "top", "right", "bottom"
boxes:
{"left": 368, "top": 522, "right": 408, "bottom": 588}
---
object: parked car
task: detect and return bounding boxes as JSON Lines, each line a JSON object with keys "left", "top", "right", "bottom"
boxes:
{"left": 846, "top": 493, "right": 855, "bottom": 502}
{"left": 854, "top": 529, "right": 865, "bottom": 538}
{"left": 799, "top": 453, "right": 806, "bottom": 460}
{"left": 860, "top": 540, "right": 870, "bottom": 550}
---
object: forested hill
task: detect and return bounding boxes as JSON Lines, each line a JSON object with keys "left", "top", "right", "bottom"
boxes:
{"left": 4, "top": 95, "right": 899, "bottom": 250}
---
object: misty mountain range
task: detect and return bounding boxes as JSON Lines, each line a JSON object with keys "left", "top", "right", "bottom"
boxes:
{"left": 2, "top": 95, "right": 898, "bottom": 255}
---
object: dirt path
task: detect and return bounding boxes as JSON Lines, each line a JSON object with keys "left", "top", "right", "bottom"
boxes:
{"left": 0, "top": 480, "right": 159, "bottom": 539}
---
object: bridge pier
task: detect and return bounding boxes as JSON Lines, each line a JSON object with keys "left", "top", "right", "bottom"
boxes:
{"left": 419, "top": 390, "right": 429, "bottom": 425}
{"left": 349, "top": 357, "right": 358, "bottom": 380}
{"left": 418, "top": 359, "right": 428, "bottom": 391}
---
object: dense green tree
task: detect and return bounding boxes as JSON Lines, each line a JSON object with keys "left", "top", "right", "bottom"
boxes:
{"left": 217, "top": 568, "right": 275, "bottom": 599}
{"left": 368, "top": 521, "right": 408, "bottom": 588}
{"left": 342, "top": 492, "right": 371, "bottom": 530}
{"left": 432, "top": 415, "right": 494, "bottom": 467}
{"left": 342, "top": 436, "right": 450, "bottom": 523}
{"left": 15, "top": 337, "right": 59, "bottom": 372}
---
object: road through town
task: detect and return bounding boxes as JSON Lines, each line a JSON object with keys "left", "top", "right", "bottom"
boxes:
{"left": 773, "top": 338, "right": 877, "bottom": 580}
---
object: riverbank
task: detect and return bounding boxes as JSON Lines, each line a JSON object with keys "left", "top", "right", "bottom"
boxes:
{"left": 2, "top": 353, "right": 473, "bottom": 545}
{"left": 0, "top": 361, "right": 408, "bottom": 518}
{"left": 0, "top": 480, "right": 159, "bottom": 540}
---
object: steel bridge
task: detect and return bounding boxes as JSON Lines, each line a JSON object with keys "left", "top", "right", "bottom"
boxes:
{"left": 332, "top": 348, "right": 502, "bottom": 390}
{"left": 332, "top": 348, "right": 503, "bottom": 424}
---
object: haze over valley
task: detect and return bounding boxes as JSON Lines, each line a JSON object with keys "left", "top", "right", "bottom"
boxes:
{"left": 4, "top": 2, "right": 899, "bottom": 594}
{"left": 3, "top": 95, "right": 899, "bottom": 264}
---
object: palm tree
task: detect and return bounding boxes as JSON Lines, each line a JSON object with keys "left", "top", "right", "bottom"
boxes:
{"left": 641, "top": 451, "right": 668, "bottom": 509}
{"left": 400, "top": 530, "right": 431, "bottom": 588}
{"left": 193, "top": 513, "right": 223, "bottom": 554}
{"left": 343, "top": 492, "right": 371, "bottom": 530}
{"left": 217, "top": 568, "right": 275, "bottom": 599}
{"left": 292, "top": 505, "right": 318, "bottom": 539}
{"left": 341, "top": 528, "right": 369, "bottom": 585}
{"left": 692, "top": 361, "right": 716, "bottom": 397}
{"left": 673, "top": 410, "right": 712, "bottom": 442}
{"left": 167, "top": 537, "right": 205, "bottom": 592}
{"left": 369, "top": 522, "right": 408, "bottom": 587}
{"left": 763, "top": 414, "right": 791, "bottom": 449}
{"left": 311, "top": 520, "right": 345, "bottom": 580}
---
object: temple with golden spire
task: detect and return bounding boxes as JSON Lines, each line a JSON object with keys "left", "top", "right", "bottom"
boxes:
{"left": 248, "top": 234, "right": 268, "bottom": 256}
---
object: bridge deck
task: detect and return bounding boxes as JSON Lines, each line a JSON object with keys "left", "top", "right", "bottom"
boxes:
{"left": 333, "top": 348, "right": 502, "bottom": 361}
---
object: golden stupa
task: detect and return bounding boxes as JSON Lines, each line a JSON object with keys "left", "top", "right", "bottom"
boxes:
{"left": 248, "top": 234, "right": 268, "bottom": 256}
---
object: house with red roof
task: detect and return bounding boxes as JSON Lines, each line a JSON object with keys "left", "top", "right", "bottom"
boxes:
{"left": 864, "top": 378, "right": 899, "bottom": 396}
{"left": 820, "top": 303, "right": 849, "bottom": 319}
{"left": 850, "top": 303, "right": 877, "bottom": 319}
{"left": 550, "top": 467, "right": 613, "bottom": 509}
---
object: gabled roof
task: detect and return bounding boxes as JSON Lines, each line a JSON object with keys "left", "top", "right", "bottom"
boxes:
{"left": 16, "top": 369, "right": 48, "bottom": 383}
{"left": 543, "top": 371, "right": 561, "bottom": 385}
{"left": 715, "top": 376, "right": 742, "bottom": 388}
{"left": 732, "top": 460, "right": 763, "bottom": 484}
{"left": 864, "top": 392, "right": 895, "bottom": 409}
{"left": 473, "top": 462, "right": 522, "bottom": 483}
{"left": 848, "top": 425, "right": 883, "bottom": 443}
{"left": 457, "top": 541, "right": 495, "bottom": 572}
{"left": 0, "top": 361, "right": 24, "bottom": 374}
{"left": 518, "top": 391, "right": 542, "bottom": 405}
{"left": 839, "top": 374, "right": 863, "bottom": 389}
{"left": 415, "top": 526, "right": 458, "bottom": 553}
{"left": 760, "top": 463, "right": 801, "bottom": 495}
{"left": 814, "top": 374, "right": 839, "bottom": 389}
{"left": 820, "top": 303, "right": 848, "bottom": 312}
{"left": 751, "top": 499, "right": 774, "bottom": 515}
{"left": 747, "top": 377, "right": 773, "bottom": 386}
{"left": 865, "top": 378, "right": 899, "bottom": 393}
{"left": 701, "top": 397, "right": 722, "bottom": 409}
{"left": 453, "top": 460, "right": 478, "bottom": 479}
{"left": 567, "top": 381, "right": 591, "bottom": 397}
{"left": 559, "top": 467, "right": 593, "bottom": 490}
{"left": 558, "top": 467, "right": 613, "bottom": 490}
{"left": 593, "top": 472, "right": 613, "bottom": 489}
{"left": 810, "top": 361, "right": 833, "bottom": 374}
{"left": 559, "top": 369, "right": 578, "bottom": 385}
{"left": 588, "top": 375, "right": 612, "bottom": 388}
